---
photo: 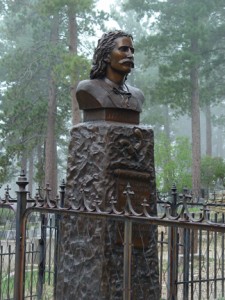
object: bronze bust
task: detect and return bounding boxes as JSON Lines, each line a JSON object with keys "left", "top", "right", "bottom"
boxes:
{"left": 76, "top": 30, "right": 144, "bottom": 124}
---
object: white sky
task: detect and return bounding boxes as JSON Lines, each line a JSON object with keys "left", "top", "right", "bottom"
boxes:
{"left": 95, "top": 0, "right": 120, "bottom": 31}
{"left": 96, "top": 0, "right": 115, "bottom": 13}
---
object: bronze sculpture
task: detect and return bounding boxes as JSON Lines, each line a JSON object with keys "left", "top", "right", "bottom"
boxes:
{"left": 76, "top": 30, "right": 144, "bottom": 124}
{"left": 57, "top": 31, "right": 159, "bottom": 300}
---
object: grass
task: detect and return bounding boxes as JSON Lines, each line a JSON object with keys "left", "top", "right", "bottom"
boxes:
{"left": 0, "top": 269, "right": 54, "bottom": 299}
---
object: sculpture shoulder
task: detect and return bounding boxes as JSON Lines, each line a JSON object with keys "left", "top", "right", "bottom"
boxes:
{"left": 76, "top": 79, "right": 103, "bottom": 93}
{"left": 126, "top": 84, "right": 145, "bottom": 104}
{"left": 76, "top": 79, "right": 109, "bottom": 109}
{"left": 76, "top": 79, "right": 145, "bottom": 111}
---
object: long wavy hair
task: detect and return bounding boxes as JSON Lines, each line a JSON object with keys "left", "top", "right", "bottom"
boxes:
{"left": 90, "top": 30, "right": 133, "bottom": 79}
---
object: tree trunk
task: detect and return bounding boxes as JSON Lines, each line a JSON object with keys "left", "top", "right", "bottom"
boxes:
{"left": 216, "top": 126, "right": 223, "bottom": 157}
{"left": 68, "top": 7, "right": 80, "bottom": 125}
{"left": 190, "top": 39, "right": 201, "bottom": 199}
{"left": 205, "top": 104, "right": 212, "bottom": 156}
{"left": 162, "top": 104, "right": 172, "bottom": 190}
{"left": 190, "top": 68, "right": 201, "bottom": 199}
{"left": 37, "top": 143, "right": 44, "bottom": 187}
{"left": 21, "top": 150, "right": 27, "bottom": 174}
{"left": 164, "top": 104, "right": 170, "bottom": 141}
{"left": 28, "top": 150, "right": 34, "bottom": 195}
{"left": 45, "top": 14, "right": 59, "bottom": 198}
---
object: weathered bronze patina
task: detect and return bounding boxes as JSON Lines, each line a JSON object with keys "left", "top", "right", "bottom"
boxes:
{"left": 76, "top": 30, "right": 144, "bottom": 124}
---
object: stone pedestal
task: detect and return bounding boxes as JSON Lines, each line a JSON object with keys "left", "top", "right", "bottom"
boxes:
{"left": 56, "top": 122, "right": 160, "bottom": 299}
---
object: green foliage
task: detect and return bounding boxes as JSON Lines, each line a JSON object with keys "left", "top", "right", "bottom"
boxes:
{"left": 54, "top": 53, "right": 90, "bottom": 84}
{"left": 201, "top": 156, "right": 225, "bottom": 189}
{"left": 0, "top": 0, "right": 104, "bottom": 183}
{"left": 123, "top": 0, "right": 225, "bottom": 113}
{"left": 0, "top": 153, "right": 14, "bottom": 183}
{"left": 34, "top": 160, "right": 45, "bottom": 187}
{"left": 38, "top": 0, "right": 94, "bottom": 15}
{"left": 123, "top": 0, "right": 225, "bottom": 197}
{"left": 0, "top": 208, "right": 15, "bottom": 225}
{"left": 155, "top": 134, "right": 192, "bottom": 192}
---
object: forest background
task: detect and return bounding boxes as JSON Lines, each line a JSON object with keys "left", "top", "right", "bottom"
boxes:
{"left": 0, "top": 0, "right": 225, "bottom": 199}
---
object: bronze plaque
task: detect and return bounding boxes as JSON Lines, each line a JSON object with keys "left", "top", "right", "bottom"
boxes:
{"left": 83, "top": 108, "right": 139, "bottom": 124}
{"left": 114, "top": 169, "right": 153, "bottom": 248}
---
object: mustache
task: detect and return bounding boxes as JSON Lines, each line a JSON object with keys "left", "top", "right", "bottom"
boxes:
{"left": 119, "top": 59, "right": 134, "bottom": 68}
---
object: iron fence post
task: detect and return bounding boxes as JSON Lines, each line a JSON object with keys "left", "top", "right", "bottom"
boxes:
{"left": 168, "top": 228, "right": 178, "bottom": 300}
{"left": 53, "top": 180, "right": 65, "bottom": 298}
{"left": 167, "top": 184, "right": 178, "bottom": 300}
{"left": 123, "top": 219, "right": 132, "bottom": 300}
{"left": 183, "top": 228, "right": 190, "bottom": 299}
{"left": 14, "top": 171, "right": 28, "bottom": 300}
{"left": 37, "top": 214, "right": 47, "bottom": 299}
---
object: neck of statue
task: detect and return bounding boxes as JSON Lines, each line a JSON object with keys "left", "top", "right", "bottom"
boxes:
{"left": 105, "top": 71, "right": 125, "bottom": 86}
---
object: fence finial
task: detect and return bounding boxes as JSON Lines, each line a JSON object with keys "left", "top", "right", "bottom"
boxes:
{"left": 16, "top": 170, "right": 28, "bottom": 191}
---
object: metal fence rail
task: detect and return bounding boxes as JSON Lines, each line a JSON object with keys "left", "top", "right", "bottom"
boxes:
{"left": 0, "top": 203, "right": 16, "bottom": 300}
{"left": 1, "top": 173, "right": 225, "bottom": 299}
{"left": 157, "top": 226, "right": 225, "bottom": 300}
{"left": 0, "top": 178, "right": 59, "bottom": 300}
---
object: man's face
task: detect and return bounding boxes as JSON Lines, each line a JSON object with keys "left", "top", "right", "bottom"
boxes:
{"left": 107, "top": 36, "right": 134, "bottom": 77}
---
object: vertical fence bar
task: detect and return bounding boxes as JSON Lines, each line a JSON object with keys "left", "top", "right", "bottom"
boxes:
{"left": 198, "top": 229, "right": 202, "bottom": 300}
{"left": 48, "top": 217, "right": 52, "bottom": 285}
{"left": 0, "top": 245, "right": 2, "bottom": 299}
{"left": 167, "top": 227, "right": 178, "bottom": 300}
{"left": 222, "top": 214, "right": 225, "bottom": 297}
{"left": 37, "top": 214, "right": 47, "bottom": 299}
{"left": 14, "top": 171, "right": 28, "bottom": 300}
{"left": 206, "top": 231, "right": 210, "bottom": 298}
{"left": 183, "top": 228, "right": 190, "bottom": 300}
{"left": 37, "top": 239, "right": 44, "bottom": 299}
{"left": 159, "top": 231, "right": 164, "bottom": 293}
{"left": 123, "top": 219, "right": 132, "bottom": 300}
{"left": 167, "top": 184, "right": 178, "bottom": 300}
{"left": 30, "top": 243, "right": 35, "bottom": 297}
{"left": 190, "top": 229, "right": 194, "bottom": 300}
{"left": 53, "top": 180, "right": 65, "bottom": 299}
{"left": 54, "top": 215, "right": 59, "bottom": 299}
{"left": 214, "top": 213, "right": 218, "bottom": 299}
{"left": 7, "top": 245, "right": 11, "bottom": 299}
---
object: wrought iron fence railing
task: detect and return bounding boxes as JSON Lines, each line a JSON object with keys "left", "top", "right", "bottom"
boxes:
{"left": 1, "top": 173, "right": 225, "bottom": 299}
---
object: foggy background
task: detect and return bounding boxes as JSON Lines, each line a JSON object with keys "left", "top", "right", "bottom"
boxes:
{"left": 0, "top": 0, "right": 224, "bottom": 197}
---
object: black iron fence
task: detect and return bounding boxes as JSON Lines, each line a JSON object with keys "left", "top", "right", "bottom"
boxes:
{"left": 1, "top": 173, "right": 225, "bottom": 299}
{"left": 0, "top": 210, "right": 57, "bottom": 299}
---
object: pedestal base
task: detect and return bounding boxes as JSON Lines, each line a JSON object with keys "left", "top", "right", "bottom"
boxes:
{"left": 56, "top": 122, "right": 160, "bottom": 299}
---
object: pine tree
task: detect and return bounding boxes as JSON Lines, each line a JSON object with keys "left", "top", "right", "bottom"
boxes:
{"left": 123, "top": 0, "right": 225, "bottom": 197}
{"left": 0, "top": 0, "right": 106, "bottom": 188}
